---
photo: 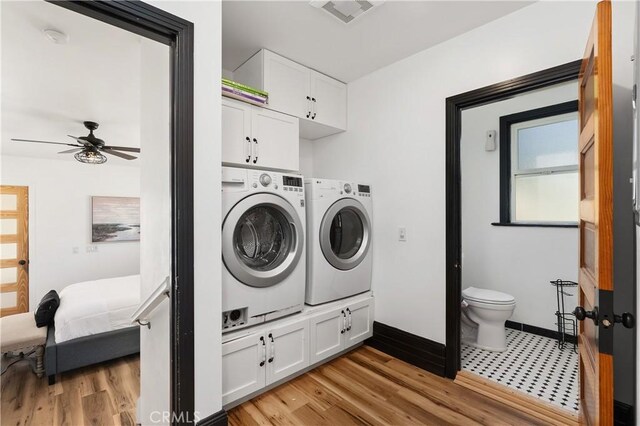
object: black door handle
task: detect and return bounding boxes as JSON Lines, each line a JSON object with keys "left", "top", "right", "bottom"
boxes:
{"left": 18, "top": 260, "right": 26, "bottom": 266}
{"left": 614, "top": 312, "right": 635, "bottom": 329}
{"left": 574, "top": 306, "right": 599, "bottom": 325}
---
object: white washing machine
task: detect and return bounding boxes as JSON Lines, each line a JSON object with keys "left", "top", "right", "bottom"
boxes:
{"left": 222, "top": 166, "right": 306, "bottom": 332}
{"left": 305, "top": 178, "right": 373, "bottom": 305}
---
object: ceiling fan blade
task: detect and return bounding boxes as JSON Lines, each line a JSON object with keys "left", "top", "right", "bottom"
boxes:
{"left": 103, "top": 146, "right": 141, "bottom": 153}
{"left": 67, "top": 135, "right": 91, "bottom": 146}
{"left": 12, "top": 138, "right": 79, "bottom": 147}
{"left": 101, "top": 149, "right": 137, "bottom": 160}
{"left": 58, "top": 148, "right": 84, "bottom": 154}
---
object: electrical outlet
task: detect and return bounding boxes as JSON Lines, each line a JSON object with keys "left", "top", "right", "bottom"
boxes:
{"left": 398, "top": 227, "right": 407, "bottom": 242}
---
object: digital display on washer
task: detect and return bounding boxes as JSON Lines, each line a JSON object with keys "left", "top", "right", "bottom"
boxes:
{"left": 358, "top": 184, "right": 370, "bottom": 193}
{"left": 283, "top": 176, "right": 303, "bottom": 187}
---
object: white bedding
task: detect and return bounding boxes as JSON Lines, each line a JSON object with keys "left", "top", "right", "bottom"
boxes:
{"left": 54, "top": 275, "right": 140, "bottom": 343}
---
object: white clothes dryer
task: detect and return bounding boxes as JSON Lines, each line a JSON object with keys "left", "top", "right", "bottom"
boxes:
{"left": 305, "top": 178, "right": 373, "bottom": 305}
{"left": 222, "top": 166, "right": 306, "bottom": 332}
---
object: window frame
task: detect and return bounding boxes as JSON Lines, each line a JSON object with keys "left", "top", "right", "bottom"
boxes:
{"left": 497, "top": 100, "right": 579, "bottom": 227}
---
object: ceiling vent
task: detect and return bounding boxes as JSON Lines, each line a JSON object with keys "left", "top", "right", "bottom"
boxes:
{"left": 310, "top": 1, "right": 383, "bottom": 24}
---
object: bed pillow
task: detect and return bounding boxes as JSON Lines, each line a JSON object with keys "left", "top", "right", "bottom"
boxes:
{"left": 34, "top": 290, "right": 60, "bottom": 328}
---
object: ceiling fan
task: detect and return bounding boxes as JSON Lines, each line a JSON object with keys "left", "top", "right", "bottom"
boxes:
{"left": 11, "top": 121, "right": 140, "bottom": 164}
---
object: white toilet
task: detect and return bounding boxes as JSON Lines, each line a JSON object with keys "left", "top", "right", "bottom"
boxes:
{"left": 461, "top": 287, "right": 516, "bottom": 352}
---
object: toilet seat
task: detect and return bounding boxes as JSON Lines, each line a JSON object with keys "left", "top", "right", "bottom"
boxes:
{"left": 463, "top": 287, "right": 515, "bottom": 305}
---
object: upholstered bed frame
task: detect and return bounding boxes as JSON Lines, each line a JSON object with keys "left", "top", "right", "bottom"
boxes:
{"left": 45, "top": 324, "right": 140, "bottom": 385}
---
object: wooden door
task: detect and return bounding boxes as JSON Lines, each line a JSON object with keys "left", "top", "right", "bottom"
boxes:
{"left": 310, "top": 70, "right": 347, "bottom": 130}
{"left": 221, "top": 98, "right": 253, "bottom": 166}
{"left": 266, "top": 320, "right": 309, "bottom": 385}
{"left": 0, "top": 186, "right": 29, "bottom": 317}
{"left": 251, "top": 107, "right": 299, "bottom": 172}
{"left": 577, "top": 1, "right": 614, "bottom": 424}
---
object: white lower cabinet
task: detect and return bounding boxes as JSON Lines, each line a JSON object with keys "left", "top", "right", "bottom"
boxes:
{"left": 222, "top": 296, "right": 374, "bottom": 406}
{"left": 222, "top": 318, "right": 309, "bottom": 405}
{"left": 309, "top": 298, "right": 374, "bottom": 365}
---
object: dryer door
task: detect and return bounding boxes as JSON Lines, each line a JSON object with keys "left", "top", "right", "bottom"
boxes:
{"left": 223, "top": 194, "right": 304, "bottom": 288}
{"left": 320, "top": 198, "right": 371, "bottom": 271}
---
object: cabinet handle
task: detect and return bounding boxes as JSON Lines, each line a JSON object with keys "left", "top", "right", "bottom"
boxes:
{"left": 268, "top": 333, "right": 275, "bottom": 363}
{"left": 245, "top": 137, "right": 251, "bottom": 163}
{"left": 306, "top": 96, "right": 311, "bottom": 118}
{"left": 311, "top": 97, "right": 317, "bottom": 120}
{"left": 346, "top": 308, "right": 352, "bottom": 331}
{"left": 340, "top": 310, "right": 346, "bottom": 334}
{"left": 252, "top": 138, "right": 258, "bottom": 164}
{"left": 259, "top": 336, "right": 266, "bottom": 367}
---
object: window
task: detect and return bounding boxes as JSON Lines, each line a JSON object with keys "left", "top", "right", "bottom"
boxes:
{"left": 498, "top": 101, "right": 579, "bottom": 226}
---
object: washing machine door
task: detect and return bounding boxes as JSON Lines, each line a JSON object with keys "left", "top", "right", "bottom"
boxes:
{"left": 320, "top": 198, "right": 371, "bottom": 271}
{"left": 223, "top": 193, "right": 304, "bottom": 288}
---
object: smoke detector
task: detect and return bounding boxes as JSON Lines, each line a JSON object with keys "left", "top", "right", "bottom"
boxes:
{"left": 43, "top": 28, "right": 69, "bottom": 44}
{"left": 310, "top": 1, "right": 383, "bottom": 24}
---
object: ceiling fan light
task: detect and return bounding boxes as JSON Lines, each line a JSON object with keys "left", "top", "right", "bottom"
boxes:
{"left": 74, "top": 150, "right": 107, "bottom": 164}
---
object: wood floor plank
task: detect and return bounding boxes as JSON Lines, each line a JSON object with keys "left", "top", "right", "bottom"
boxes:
{"left": 82, "top": 390, "right": 116, "bottom": 426}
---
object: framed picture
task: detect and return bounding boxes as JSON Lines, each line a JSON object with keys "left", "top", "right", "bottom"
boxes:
{"left": 92, "top": 196, "right": 140, "bottom": 242}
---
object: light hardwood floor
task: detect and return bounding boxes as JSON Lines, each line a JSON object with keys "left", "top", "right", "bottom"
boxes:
{"left": 229, "top": 346, "right": 550, "bottom": 426}
{"left": 2, "top": 346, "right": 552, "bottom": 426}
{"left": 1, "top": 354, "right": 139, "bottom": 426}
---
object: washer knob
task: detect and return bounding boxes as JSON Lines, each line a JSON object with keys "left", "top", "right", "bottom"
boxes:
{"left": 259, "top": 174, "right": 272, "bottom": 187}
{"left": 344, "top": 183, "right": 352, "bottom": 194}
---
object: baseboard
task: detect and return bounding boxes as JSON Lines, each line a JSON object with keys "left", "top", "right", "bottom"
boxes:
{"left": 615, "top": 400, "right": 634, "bottom": 426}
{"left": 197, "top": 409, "right": 227, "bottom": 426}
{"left": 366, "top": 321, "right": 446, "bottom": 377}
{"left": 505, "top": 320, "right": 577, "bottom": 345}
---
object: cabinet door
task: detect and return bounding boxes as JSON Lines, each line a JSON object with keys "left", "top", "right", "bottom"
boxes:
{"left": 309, "top": 309, "right": 346, "bottom": 365}
{"left": 310, "top": 70, "right": 347, "bottom": 130}
{"left": 222, "top": 99, "right": 252, "bottom": 166}
{"left": 222, "top": 333, "right": 266, "bottom": 405}
{"left": 266, "top": 320, "right": 309, "bottom": 385}
{"left": 345, "top": 299, "right": 374, "bottom": 346}
{"left": 263, "top": 50, "right": 311, "bottom": 119}
{"left": 251, "top": 107, "right": 299, "bottom": 171}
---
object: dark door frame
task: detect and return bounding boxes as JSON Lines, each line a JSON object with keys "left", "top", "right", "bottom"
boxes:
{"left": 444, "top": 60, "right": 582, "bottom": 378}
{"left": 47, "top": 1, "right": 195, "bottom": 423}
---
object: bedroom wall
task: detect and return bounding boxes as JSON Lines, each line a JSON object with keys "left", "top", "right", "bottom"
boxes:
{"left": 460, "top": 82, "right": 579, "bottom": 332}
{"left": 0, "top": 155, "right": 140, "bottom": 308}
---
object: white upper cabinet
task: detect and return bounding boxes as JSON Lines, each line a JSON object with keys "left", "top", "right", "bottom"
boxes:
{"left": 234, "top": 49, "right": 347, "bottom": 140}
{"left": 310, "top": 70, "right": 347, "bottom": 130}
{"left": 222, "top": 97, "right": 299, "bottom": 172}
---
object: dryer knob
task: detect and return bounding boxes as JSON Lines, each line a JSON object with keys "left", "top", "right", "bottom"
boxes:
{"left": 259, "top": 174, "right": 272, "bottom": 187}
{"left": 344, "top": 183, "right": 352, "bottom": 194}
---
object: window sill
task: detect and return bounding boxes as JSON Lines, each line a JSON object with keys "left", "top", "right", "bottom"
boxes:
{"left": 491, "top": 222, "right": 578, "bottom": 228}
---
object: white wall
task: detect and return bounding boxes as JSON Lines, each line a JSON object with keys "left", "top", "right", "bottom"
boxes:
{"left": 299, "top": 138, "right": 314, "bottom": 177}
{"left": 145, "top": 1, "right": 222, "bottom": 423}
{"left": 312, "top": 1, "right": 637, "bottom": 343}
{"left": 461, "top": 82, "right": 578, "bottom": 331}
{"left": 0, "top": 155, "right": 140, "bottom": 308}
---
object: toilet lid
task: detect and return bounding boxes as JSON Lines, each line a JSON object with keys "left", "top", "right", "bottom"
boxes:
{"left": 462, "top": 287, "right": 515, "bottom": 305}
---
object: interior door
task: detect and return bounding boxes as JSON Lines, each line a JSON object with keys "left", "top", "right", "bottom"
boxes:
{"left": 576, "top": 1, "right": 614, "bottom": 424}
{"left": 0, "top": 185, "right": 29, "bottom": 317}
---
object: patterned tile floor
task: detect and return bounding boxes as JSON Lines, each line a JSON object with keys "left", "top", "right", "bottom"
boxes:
{"left": 461, "top": 329, "right": 579, "bottom": 412}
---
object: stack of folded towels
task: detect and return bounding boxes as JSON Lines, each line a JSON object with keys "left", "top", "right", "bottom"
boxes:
{"left": 222, "top": 78, "right": 268, "bottom": 106}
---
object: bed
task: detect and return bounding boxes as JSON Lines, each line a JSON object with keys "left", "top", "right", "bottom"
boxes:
{"left": 45, "top": 275, "right": 141, "bottom": 384}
